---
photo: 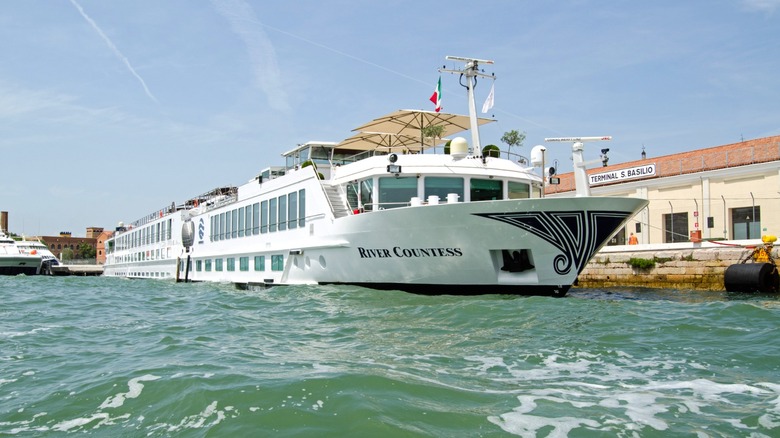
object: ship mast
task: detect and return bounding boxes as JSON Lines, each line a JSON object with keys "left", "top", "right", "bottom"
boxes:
{"left": 545, "top": 136, "right": 612, "bottom": 197}
{"left": 439, "top": 56, "right": 494, "bottom": 155}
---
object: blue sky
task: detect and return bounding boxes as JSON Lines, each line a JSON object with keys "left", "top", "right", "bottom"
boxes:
{"left": 1, "top": 0, "right": 779, "bottom": 236}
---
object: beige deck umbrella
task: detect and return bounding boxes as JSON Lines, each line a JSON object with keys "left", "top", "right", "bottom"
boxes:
{"left": 351, "top": 109, "right": 495, "bottom": 146}
{"left": 336, "top": 131, "right": 443, "bottom": 153}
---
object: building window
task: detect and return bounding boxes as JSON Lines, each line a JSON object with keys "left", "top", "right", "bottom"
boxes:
{"left": 254, "top": 255, "right": 265, "bottom": 271}
{"left": 664, "top": 212, "right": 689, "bottom": 243}
{"left": 732, "top": 206, "right": 761, "bottom": 240}
{"left": 271, "top": 254, "right": 284, "bottom": 271}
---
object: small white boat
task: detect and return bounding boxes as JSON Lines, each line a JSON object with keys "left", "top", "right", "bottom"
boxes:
{"left": 0, "top": 231, "right": 42, "bottom": 276}
{"left": 103, "top": 57, "right": 647, "bottom": 296}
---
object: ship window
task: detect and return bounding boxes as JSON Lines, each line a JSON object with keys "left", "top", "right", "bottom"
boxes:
{"left": 508, "top": 181, "right": 530, "bottom": 199}
{"left": 298, "top": 190, "right": 306, "bottom": 227}
{"left": 232, "top": 208, "right": 238, "bottom": 238}
{"left": 346, "top": 182, "right": 358, "bottom": 211}
{"left": 254, "top": 255, "right": 265, "bottom": 271}
{"left": 196, "top": 260, "right": 202, "bottom": 272}
{"left": 278, "top": 195, "right": 287, "bottom": 231}
{"left": 288, "top": 192, "right": 297, "bottom": 229}
{"left": 215, "top": 258, "right": 223, "bottom": 271}
{"left": 261, "top": 200, "right": 268, "bottom": 234}
{"left": 470, "top": 178, "right": 502, "bottom": 201}
{"left": 240, "top": 256, "right": 249, "bottom": 271}
{"left": 227, "top": 258, "right": 235, "bottom": 271}
{"left": 219, "top": 212, "right": 226, "bottom": 240}
{"left": 253, "top": 203, "right": 260, "bottom": 235}
{"left": 269, "top": 198, "right": 277, "bottom": 232}
{"left": 361, "top": 180, "right": 373, "bottom": 211}
{"left": 271, "top": 254, "right": 284, "bottom": 271}
{"left": 238, "top": 207, "right": 245, "bottom": 237}
{"left": 205, "top": 259, "right": 212, "bottom": 271}
{"left": 245, "top": 206, "right": 252, "bottom": 237}
{"left": 378, "top": 176, "right": 417, "bottom": 209}
{"left": 224, "top": 211, "right": 231, "bottom": 240}
{"left": 424, "top": 177, "right": 464, "bottom": 201}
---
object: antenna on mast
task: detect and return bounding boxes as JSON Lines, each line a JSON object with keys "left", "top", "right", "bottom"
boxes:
{"left": 439, "top": 56, "right": 495, "bottom": 155}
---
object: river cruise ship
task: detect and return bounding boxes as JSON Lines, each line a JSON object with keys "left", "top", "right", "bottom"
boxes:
{"left": 103, "top": 57, "right": 647, "bottom": 296}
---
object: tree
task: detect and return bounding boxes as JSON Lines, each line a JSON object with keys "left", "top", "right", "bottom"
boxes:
{"left": 76, "top": 243, "right": 96, "bottom": 260}
{"left": 501, "top": 130, "right": 526, "bottom": 156}
{"left": 482, "top": 144, "right": 500, "bottom": 158}
{"left": 421, "top": 124, "right": 445, "bottom": 151}
{"left": 61, "top": 248, "right": 74, "bottom": 261}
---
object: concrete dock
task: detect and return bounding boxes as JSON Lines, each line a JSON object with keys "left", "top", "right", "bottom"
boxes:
{"left": 50, "top": 264, "right": 104, "bottom": 276}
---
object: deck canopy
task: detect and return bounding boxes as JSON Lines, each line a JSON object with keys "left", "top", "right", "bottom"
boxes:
{"left": 336, "top": 131, "right": 440, "bottom": 153}
{"left": 341, "top": 109, "right": 495, "bottom": 152}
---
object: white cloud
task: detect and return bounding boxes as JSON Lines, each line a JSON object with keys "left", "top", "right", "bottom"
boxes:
{"left": 210, "top": 0, "right": 291, "bottom": 112}
{"left": 69, "top": 0, "right": 158, "bottom": 103}
{"left": 741, "top": 0, "right": 780, "bottom": 12}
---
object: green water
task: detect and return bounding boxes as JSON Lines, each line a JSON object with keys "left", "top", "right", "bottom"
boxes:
{"left": 1, "top": 276, "right": 778, "bottom": 437}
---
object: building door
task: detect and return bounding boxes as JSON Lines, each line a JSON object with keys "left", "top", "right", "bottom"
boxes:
{"left": 607, "top": 226, "right": 626, "bottom": 246}
{"left": 732, "top": 206, "right": 761, "bottom": 239}
{"left": 664, "top": 212, "right": 689, "bottom": 243}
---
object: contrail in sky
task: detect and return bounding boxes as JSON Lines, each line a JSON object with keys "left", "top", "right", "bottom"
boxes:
{"left": 69, "top": 0, "right": 158, "bottom": 103}
{"left": 210, "top": 0, "right": 290, "bottom": 112}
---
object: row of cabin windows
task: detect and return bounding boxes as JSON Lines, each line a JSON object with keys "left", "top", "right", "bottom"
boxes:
{"left": 210, "top": 190, "right": 305, "bottom": 241}
{"left": 113, "top": 219, "right": 172, "bottom": 251}
{"left": 111, "top": 248, "right": 170, "bottom": 264}
{"left": 192, "top": 255, "right": 284, "bottom": 272}
{"left": 348, "top": 177, "right": 533, "bottom": 210}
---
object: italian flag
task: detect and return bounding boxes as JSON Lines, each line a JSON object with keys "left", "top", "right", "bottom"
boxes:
{"left": 429, "top": 76, "right": 442, "bottom": 112}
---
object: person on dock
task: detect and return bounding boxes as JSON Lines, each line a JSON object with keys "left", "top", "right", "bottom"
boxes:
{"left": 628, "top": 232, "right": 638, "bottom": 245}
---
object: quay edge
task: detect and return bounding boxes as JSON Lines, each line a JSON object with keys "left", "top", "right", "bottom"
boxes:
{"left": 50, "top": 265, "right": 104, "bottom": 276}
{"left": 576, "top": 240, "right": 778, "bottom": 291}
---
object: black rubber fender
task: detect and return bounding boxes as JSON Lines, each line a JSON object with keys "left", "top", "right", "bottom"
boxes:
{"left": 724, "top": 263, "right": 779, "bottom": 293}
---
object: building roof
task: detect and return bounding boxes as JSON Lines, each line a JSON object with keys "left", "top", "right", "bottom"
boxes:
{"left": 546, "top": 135, "right": 780, "bottom": 194}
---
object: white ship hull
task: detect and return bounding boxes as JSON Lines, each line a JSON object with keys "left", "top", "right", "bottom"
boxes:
{"left": 191, "top": 196, "right": 643, "bottom": 296}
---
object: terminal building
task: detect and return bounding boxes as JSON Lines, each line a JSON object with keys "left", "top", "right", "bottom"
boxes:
{"left": 546, "top": 135, "right": 780, "bottom": 245}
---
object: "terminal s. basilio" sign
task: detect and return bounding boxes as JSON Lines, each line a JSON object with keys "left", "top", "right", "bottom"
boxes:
{"left": 589, "top": 163, "right": 656, "bottom": 186}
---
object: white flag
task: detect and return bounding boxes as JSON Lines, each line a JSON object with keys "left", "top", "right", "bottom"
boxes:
{"left": 481, "top": 82, "right": 495, "bottom": 113}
